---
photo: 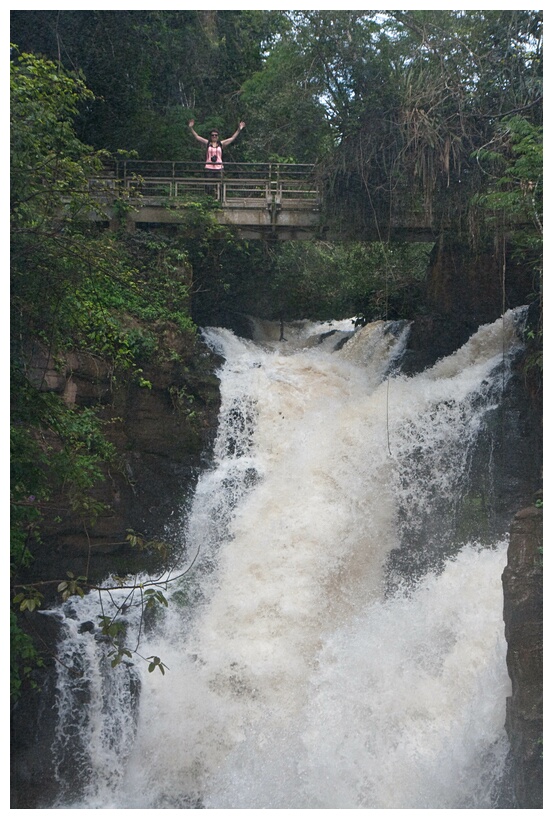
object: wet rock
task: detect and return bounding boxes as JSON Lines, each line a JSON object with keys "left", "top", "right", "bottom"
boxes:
{"left": 502, "top": 503, "right": 543, "bottom": 808}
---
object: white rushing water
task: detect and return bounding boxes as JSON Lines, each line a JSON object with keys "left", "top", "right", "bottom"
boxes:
{"left": 48, "top": 310, "right": 526, "bottom": 810}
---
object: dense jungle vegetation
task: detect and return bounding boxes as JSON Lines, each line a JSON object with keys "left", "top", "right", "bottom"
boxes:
{"left": 10, "top": 10, "right": 542, "bottom": 697}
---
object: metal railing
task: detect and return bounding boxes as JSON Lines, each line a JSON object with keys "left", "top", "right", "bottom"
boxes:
{"left": 89, "top": 161, "right": 320, "bottom": 209}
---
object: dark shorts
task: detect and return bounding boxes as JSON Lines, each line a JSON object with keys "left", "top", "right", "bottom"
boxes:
{"left": 204, "top": 169, "right": 222, "bottom": 197}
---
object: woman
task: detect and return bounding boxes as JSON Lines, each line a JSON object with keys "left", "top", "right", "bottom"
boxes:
{"left": 188, "top": 120, "right": 246, "bottom": 174}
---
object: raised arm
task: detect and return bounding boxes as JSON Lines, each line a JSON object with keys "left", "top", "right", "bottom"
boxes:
{"left": 188, "top": 120, "right": 208, "bottom": 145}
{"left": 221, "top": 121, "right": 246, "bottom": 147}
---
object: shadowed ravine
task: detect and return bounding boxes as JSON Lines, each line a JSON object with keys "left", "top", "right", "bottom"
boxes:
{"left": 46, "top": 310, "right": 527, "bottom": 809}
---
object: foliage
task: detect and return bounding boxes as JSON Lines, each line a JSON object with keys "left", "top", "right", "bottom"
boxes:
{"left": 11, "top": 50, "right": 197, "bottom": 366}
{"left": 239, "top": 35, "right": 333, "bottom": 163}
{"left": 11, "top": 381, "right": 117, "bottom": 569}
{"left": 472, "top": 114, "right": 542, "bottom": 387}
{"left": 287, "top": 10, "right": 543, "bottom": 237}
{"left": 149, "top": 201, "right": 266, "bottom": 328}
{"left": 235, "top": 240, "right": 431, "bottom": 324}
{"left": 10, "top": 48, "right": 100, "bottom": 222}
{"left": 10, "top": 611, "right": 44, "bottom": 700}
{"left": 472, "top": 115, "right": 542, "bottom": 249}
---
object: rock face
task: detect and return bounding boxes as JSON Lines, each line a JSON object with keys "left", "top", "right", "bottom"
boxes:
{"left": 21, "top": 331, "right": 221, "bottom": 584}
{"left": 502, "top": 504, "right": 543, "bottom": 808}
{"left": 421, "top": 236, "right": 535, "bottom": 363}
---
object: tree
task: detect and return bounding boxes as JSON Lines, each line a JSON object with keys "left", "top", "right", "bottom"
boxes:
{"left": 239, "top": 37, "right": 332, "bottom": 163}
{"left": 320, "top": 10, "right": 543, "bottom": 235}
{"left": 10, "top": 10, "right": 271, "bottom": 160}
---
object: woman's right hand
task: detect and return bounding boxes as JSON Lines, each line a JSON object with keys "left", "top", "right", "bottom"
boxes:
{"left": 188, "top": 119, "right": 194, "bottom": 127}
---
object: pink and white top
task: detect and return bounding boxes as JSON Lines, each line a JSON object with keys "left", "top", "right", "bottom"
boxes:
{"left": 205, "top": 143, "right": 223, "bottom": 171}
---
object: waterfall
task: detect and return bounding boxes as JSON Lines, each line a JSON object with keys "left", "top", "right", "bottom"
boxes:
{"left": 45, "top": 310, "right": 526, "bottom": 809}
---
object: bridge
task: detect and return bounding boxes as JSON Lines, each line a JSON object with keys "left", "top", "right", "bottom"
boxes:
{"left": 89, "top": 160, "right": 323, "bottom": 240}
{"left": 88, "top": 160, "right": 437, "bottom": 242}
